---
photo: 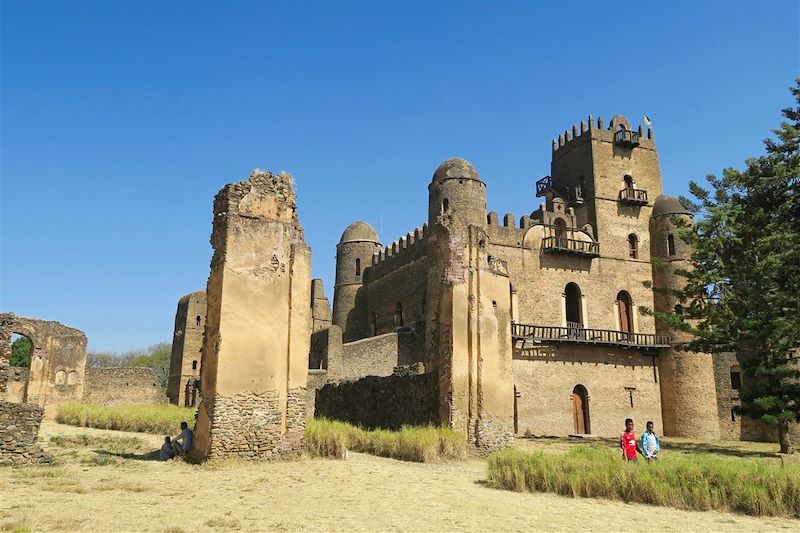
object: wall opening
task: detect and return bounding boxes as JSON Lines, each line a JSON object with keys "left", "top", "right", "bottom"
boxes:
{"left": 616, "top": 291, "right": 633, "bottom": 334}
{"left": 623, "top": 174, "right": 634, "bottom": 190}
{"left": 355, "top": 258, "right": 361, "bottom": 276}
{"left": 66, "top": 370, "right": 78, "bottom": 386}
{"left": 565, "top": 283, "right": 582, "bottom": 327}
{"left": 667, "top": 234, "right": 676, "bottom": 256}
{"left": 192, "top": 360, "right": 198, "bottom": 371}
{"left": 730, "top": 365, "right": 742, "bottom": 390}
{"left": 554, "top": 218, "right": 567, "bottom": 239}
{"left": 572, "top": 384, "right": 590, "bottom": 434}
{"left": 196, "top": 315, "right": 201, "bottom": 326}
{"left": 8, "top": 333, "right": 33, "bottom": 367}
{"left": 442, "top": 198, "right": 449, "bottom": 213}
{"left": 393, "top": 303, "right": 404, "bottom": 328}
{"left": 370, "top": 312, "right": 378, "bottom": 336}
{"left": 55, "top": 369, "right": 67, "bottom": 385}
{"left": 628, "top": 233, "right": 638, "bottom": 259}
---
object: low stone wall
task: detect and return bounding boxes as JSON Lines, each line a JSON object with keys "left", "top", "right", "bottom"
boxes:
{"left": 0, "top": 400, "right": 50, "bottom": 464}
{"left": 315, "top": 366, "right": 437, "bottom": 429}
{"left": 4, "top": 367, "right": 28, "bottom": 403}
{"left": 83, "top": 367, "right": 167, "bottom": 405}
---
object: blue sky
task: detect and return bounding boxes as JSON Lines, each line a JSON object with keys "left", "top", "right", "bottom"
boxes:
{"left": 2, "top": 1, "right": 798, "bottom": 352}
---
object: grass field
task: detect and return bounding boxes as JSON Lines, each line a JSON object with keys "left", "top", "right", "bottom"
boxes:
{"left": 55, "top": 402, "right": 196, "bottom": 434}
{"left": 0, "top": 421, "right": 797, "bottom": 532}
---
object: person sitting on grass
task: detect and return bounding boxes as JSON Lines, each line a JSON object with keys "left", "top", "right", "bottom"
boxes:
{"left": 171, "top": 421, "right": 193, "bottom": 457}
{"left": 641, "top": 420, "right": 660, "bottom": 461}
{"left": 620, "top": 418, "right": 643, "bottom": 462}
{"left": 159, "top": 436, "right": 175, "bottom": 461}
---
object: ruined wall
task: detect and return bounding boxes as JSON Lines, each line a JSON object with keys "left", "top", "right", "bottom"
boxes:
{"left": 311, "top": 279, "right": 332, "bottom": 333}
{"left": 315, "top": 367, "right": 437, "bottom": 429}
{"left": 195, "top": 170, "right": 311, "bottom": 461}
{"left": 4, "top": 367, "right": 28, "bottom": 403}
{"left": 0, "top": 313, "right": 87, "bottom": 411}
{"left": 513, "top": 344, "right": 662, "bottom": 437}
{"left": 83, "top": 367, "right": 167, "bottom": 406}
{"left": 0, "top": 401, "right": 50, "bottom": 464}
{"left": 168, "top": 291, "right": 206, "bottom": 407}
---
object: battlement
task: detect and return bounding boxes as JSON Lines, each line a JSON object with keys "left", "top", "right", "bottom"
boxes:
{"left": 486, "top": 211, "right": 537, "bottom": 231}
{"left": 552, "top": 115, "right": 655, "bottom": 153}
{"left": 363, "top": 224, "right": 429, "bottom": 282}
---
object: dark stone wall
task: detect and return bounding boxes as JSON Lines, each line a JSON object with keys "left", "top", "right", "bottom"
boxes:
{"left": 0, "top": 401, "right": 50, "bottom": 464}
{"left": 315, "top": 368, "right": 437, "bottom": 429}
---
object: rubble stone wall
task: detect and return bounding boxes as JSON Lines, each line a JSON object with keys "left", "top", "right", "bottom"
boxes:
{"left": 83, "top": 367, "right": 167, "bottom": 406}
{"left": 0, "top": 401, "right": 50, "bottom": 464}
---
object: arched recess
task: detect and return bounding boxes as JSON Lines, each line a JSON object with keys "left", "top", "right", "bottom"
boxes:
{"left": 554, "top": 218, "right": 567, "bottom": 239}
{"left": 623, "top": 174, "right": 634, "bottom": 190}
{"left": 616, "top": 291, "right": 634, "bottom": 334}
{"left": 572, "top": 384, "right": 590, "bottom": 434}
{"left": 564, "top": 283, "right": 583, "bottom": 327}
{"left": 628, "top": 234, "right": 639, "bottom": 259}
{"left": 393, "top": 302, "right": 404, "bottom": 328}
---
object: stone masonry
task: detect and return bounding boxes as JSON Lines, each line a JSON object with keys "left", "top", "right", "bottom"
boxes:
{"left": 193, "top": 170, "right": 312, "bottom": 461}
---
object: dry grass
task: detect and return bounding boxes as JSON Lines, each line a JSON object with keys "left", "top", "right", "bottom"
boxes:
{"left": 305, "top": 417, "right": 467, "bottom": 462}
{"left": 0, "top": 420, "right": 797, "bottom": 532}
{"left": 55, "top": 402, "right": 195, "bottom": 434}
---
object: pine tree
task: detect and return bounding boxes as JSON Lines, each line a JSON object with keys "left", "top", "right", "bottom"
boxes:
{"left": 654, "top": 80, "right": 800, "bottom": 453}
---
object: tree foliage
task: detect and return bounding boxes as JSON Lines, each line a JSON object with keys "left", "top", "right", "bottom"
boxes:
{"left": 653, "top": 80, "right": 800, "bottom": 453}
{"left": 87, "top": 342, "right": 172, "bottom": 390}
{"left": 9, "top": 336, "right": 32, "bottom": 367}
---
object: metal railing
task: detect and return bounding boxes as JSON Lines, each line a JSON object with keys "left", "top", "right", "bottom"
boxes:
{"left": 541, "top": 236, "right": 599, "bottom": 257}
{"left": 618, "top": 188, "right": 649, "bottom": 204}
{"left": 512, "top": 323, "right": 671, "bottom": 349}
{"left": 536, "top": 176, "right": 552, "bottom": 196}
{"left": 614, "top": 129, "right": 640, "bottom": 146}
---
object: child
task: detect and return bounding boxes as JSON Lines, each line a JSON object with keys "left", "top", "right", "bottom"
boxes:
{"left": 620, "top": 418, "right": 642, "bottom": 462}
{"left": 641, "top": 420, "right": 660, "bottom": 460}
{"left": 159, "top": 436, "right": 175, "bottom": 461}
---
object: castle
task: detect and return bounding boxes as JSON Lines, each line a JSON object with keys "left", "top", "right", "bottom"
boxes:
{"left": 168, "top": 114, "right": 775, "bottom": 453}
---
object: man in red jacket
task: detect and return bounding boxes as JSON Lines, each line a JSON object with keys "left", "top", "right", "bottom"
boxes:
{"left": 620, "top": 418, "right": 643, "bottom": 462}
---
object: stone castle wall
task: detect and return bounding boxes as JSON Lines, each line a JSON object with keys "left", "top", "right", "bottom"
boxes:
{"left": 0, "top": 401, "right": 50, "bottom": 464}
{"left": 83, "top": 367, "right": 167, "bottom": 406}
{"left": 4, "top": 367, "right": 28, "bottom": 403}
{"left": 168, "top": 291, "right": 206, "bottom": 407}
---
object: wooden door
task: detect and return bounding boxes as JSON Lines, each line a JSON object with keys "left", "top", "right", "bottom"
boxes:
{"left": 572, "top": 392, "right": 585, "bottom": 434}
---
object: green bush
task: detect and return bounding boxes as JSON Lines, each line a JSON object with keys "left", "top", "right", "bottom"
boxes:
{"left": 305, "top": 418, "right": 466, "bottom": 462}
{"left": 56, "top": 403, "right": 195, "bottom": 435}
{"left": 486, "top": 446, "right": 800, "bottom": 517}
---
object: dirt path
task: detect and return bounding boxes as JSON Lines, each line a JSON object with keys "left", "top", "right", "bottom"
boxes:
{"left": 0, "top": 421, "right": 796, "bottom": 532}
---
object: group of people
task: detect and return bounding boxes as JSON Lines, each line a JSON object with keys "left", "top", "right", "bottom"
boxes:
{"left": 620, "top": 418, "right": 661, "bottom": 462}
{"left": 158, "top": 421, "right": 193, "bottom": 460}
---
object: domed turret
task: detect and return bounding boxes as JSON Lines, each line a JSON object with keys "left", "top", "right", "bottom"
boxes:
{"left": 332, "top": 221, "right": 382, "bottom": 336}
{"left": 428, "top": 157, "right": 487, "bottom": 231}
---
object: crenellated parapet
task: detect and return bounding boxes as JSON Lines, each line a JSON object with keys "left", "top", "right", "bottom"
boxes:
{"left": 552, "top": 114, "right": 656, "bottom": 153}
{"left": 364, "top": 224, "right": 429, "bottom": 282}
{"left": 485, "top": 210, "right": 532, "bottom": 247}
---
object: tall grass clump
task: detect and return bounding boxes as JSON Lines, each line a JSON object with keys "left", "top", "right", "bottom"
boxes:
{"left": 305, "top": 418, "right": 466, "bottom": 462}
{"left": 486, "top": 446, "right": 800, "bottom": 518}
{"left": 56, "top": 402, "right": 196, "bottom": 434}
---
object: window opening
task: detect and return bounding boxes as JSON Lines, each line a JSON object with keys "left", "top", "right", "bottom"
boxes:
{"left": 730, "top": 365, "right": 742, "bottom": 390}
{"left": 355, "top": 258, "right": 361, "bottom": 276}
{"left": 628, "top": 234, "right": 638, "bottom": 259}
{"left": 667, "top": 234, "right": 676, "bottom": 256}
{"left": 394, "top": 302, "right": 404, "bottom": 328}
{"left": 617, "top": 291, "right": 633, "bottom": 334}
{"left": 192, "top": 360, "right": 198, "bottom": 370}
{"left": 196, "top": 315, "right": 201, "bottom": 326}
{"left": 565, "top": 283, "right": 582, "bottom": 327}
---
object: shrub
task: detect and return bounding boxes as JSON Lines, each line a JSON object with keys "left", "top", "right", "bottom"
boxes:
{"left": 305, "top": 418, "right": 466, "bottom": 462}
{"left": 56, "top": 403, "right": 195, "bottom": 434}
{"left": 486, "top": 446, "right": 800, "bottom": 518}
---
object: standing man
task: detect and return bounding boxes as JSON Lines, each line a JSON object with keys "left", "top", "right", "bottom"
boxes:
{"left": 620, "top": 418, "right": 642, "bottom": 462}
{"left": 641, "top": 420, "right": 661, "bottom": 460}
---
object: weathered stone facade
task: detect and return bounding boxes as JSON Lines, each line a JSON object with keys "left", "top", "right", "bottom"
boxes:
{"left": 83, "top": 367, "right": 167, "bottom": 406}
{"left": 0, "top": 401, "right": 51, "bottom": 464}
{"left": 168, "top": 291, "right": 206, "bottom": 407}
{"left": 194, "top": 170, "right": 311, "bottom": 461}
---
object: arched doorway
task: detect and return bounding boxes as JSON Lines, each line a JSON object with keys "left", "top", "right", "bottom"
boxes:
{"left": 617, "top": 291, "right": 633, "bottom": 334}
{"left": 554, "top": 218, "right": 567, "bottom": 245}
{"left": 572, "top": 384, "right": 590, "bottom": 434}
{"left": 565, "top": 283, "right": 582, "bottom": 328}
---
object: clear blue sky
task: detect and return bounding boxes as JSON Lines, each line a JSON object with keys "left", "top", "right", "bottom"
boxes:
{"left": 2, "top": 1, "right": 798, "bottom": 352}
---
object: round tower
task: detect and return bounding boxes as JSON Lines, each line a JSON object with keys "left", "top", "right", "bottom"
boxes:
{"left": 428, "top": 157, "right": 487, "bottom": 232}
{"left": 650, "top": 195, "right": 720, "bottom": 439}
{"left": 332, "top": 221, "right": 382, "bottom": 337}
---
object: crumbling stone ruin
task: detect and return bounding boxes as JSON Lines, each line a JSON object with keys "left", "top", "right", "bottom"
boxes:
{"left": 168, "top": 291, "right": 206, "bottom": 407}
{"left": 193, "top": 170, "right": 312, "bottom": 461}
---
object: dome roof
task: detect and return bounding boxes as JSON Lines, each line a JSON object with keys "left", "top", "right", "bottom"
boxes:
{"left": 339, "top": 221, "right": 380, "bottom": 244}
{"left": 431, "top": 157, "right": 482, "bottom": 183}
{"left": 652, "top": 194, "right": 690, "bottom": 217}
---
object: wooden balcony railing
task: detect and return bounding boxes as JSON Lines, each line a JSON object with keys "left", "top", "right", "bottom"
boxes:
{"left": 541, "top": 236, "right": 599, "bottom": 257}
{"left": 512, "top": 323, "right": 671, "bottom": 349}
{"left": 618, "top": 188, "right": 649, "bottom": 205}
{"left": 614, "top": 129, "right": 640, "bottom": 147}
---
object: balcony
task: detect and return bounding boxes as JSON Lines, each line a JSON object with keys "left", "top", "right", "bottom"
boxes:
{"left": 541, "top": 236, "right": 599, "bottom": 257}
{"left": 614, "top": 129, "right": 640, "bottom": 147}
{"left": 535, "top": 176, "right": 552, "bottom": 197}
{"left": 618, "top": 187, "right": 649, "bottom": 205}
{"left": 512, "top": 322, "right": 671, "bottom": 350}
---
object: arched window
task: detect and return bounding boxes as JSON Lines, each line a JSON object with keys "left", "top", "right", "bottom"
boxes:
{"left": 394, "top": 302, "right": 404, "bottom": 328}
{"left": 730, "top": 364, "right": 742, "bottom": 390}
{"left": 554, "top": 218, "right": 567, "bottom": 241}
{"left": 66, "top": 371, "right": 78, "bottom": 386}
{"left": 55, "top": 369, "right": 67, "bottom": 385}
{"left": 442, "top": 198, "right": 449, "bottom": 213}
{"left": 667, "top": 234, "right": 676, "bottom": 256}
{"left": 355, "top": 258, "right": 361, "bottom": 276}
{"left": 565, "top": 283, "right": 582, "bottom": 327}
{"left": 617, "top": 291, "right": 633, "bottom": 334}
{"left": 572, "top": 384, "right": 590, "bottom": 434}
{"left": 192, "top": 360, "right": 198, "bottom": 370}
{"left": 628, "top": 234, "right": 638, "bottom": 259}
{"left": 623, "top": 175, "right": 634, "bottom": 190}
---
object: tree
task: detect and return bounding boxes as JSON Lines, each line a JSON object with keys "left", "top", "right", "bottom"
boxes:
{"left": 127, "top": 342, "right": 172, "bottom": 389}
{"left": 9, "top": 336, "right": 32, "bottom": 367}
{"left": 653, "top": 80, "right": 800, "bottom": 453}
